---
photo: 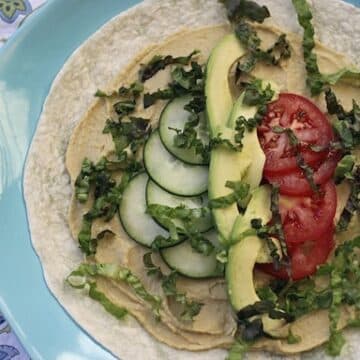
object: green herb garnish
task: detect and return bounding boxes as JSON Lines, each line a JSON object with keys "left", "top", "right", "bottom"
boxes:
{"left": 95, "top": 81, "right": 144, "bottom": 99}
{"left": 325, "top": 88, "right": 360, "bottom": 151}
{"left": 146, "top": 204, "right": 215, "bottom": 255}
{"left": 220, "top": 0, "right": 270, "bottom": 23}
{"left": 143, "top": 61, "right": 204, "bottom": 108}
{"left": 251, "top": 218, "right": 282, "bottom": 269}
{"left": 78, "top": 170, "right": 139, "bottom": 255}
{"left": 139, "top": 50, "right": 199, "bottom": 82}
{"left": 209, "top": 181, "right": 250, "bottom": 209}
{"left": 103, "top": 117, "right": 151, "bottom": 158}
{"left": 162, "top": 271, "right": 203, "bottom": 321}
{"left": 270, "top": 185, "right": 289, "bottom": 261}
{"left": 67, "top": 263, "right": 162, "bottom": 319}
{"left": 337, "top": 165, "right": 360, "bottom": 232}
{"left": 226, "top": 338, "right": 251, "bottom": 360}
{"left": 335, "top": 154, "right": 355, "bottom": 184}
{"left": 272, "top": 125, "right": 319, "bottom": 193}
{"left": 142, "top": 253, "right": 203, "bottom": 321}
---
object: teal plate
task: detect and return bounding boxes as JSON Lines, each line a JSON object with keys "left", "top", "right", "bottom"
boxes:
{"left": 0, "top": 1, "right": 141, "bottom": 359}
{"left": 0, "top": 0, "right": 359, "bottom": 359}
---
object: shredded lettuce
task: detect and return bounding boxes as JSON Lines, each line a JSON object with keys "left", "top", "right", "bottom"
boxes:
{"left": 161, "top": 271, "right": 203, "bottom": 321}
{"left": 139, "top": 50, "right": 199, "bottom": 82}
{"left": 67, "top": 263, "right": 162, "bottom": 319}
{"left": 226, "top": 339, "right": 251, "bottom": 360}
{"left": 335, "top": 155, "right": 355, "bottom": 184}
{"left": 147, "top": 204, "right": 215, "bottom": 255}
{"left": 209, "top": 181, "right": 250, "bottom": 209}
{"left": 292, "top": 0, "right": 360, "bottom": 95}
{"left": 143, "top": 253, "right": 203, "bottom": 321}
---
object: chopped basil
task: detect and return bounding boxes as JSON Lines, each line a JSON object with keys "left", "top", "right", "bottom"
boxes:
{"left": 142, "top": 253, "right": 203, "bottom": 321}
{"left": 241, "top": 318, "right": 264, "bottom": 341}
{"left": 255, "top": 236, "right": 360, "bottom": 356}
{"left": 325, "top": 88, "right": 360, "bottom": 151}
{"left": 272, "top": 126, "right": 319, "bottom": 193}
{"left": 162, "top": 271, "right": 203, "bottom": 321}
{"left": 88, "top": 282, "right": 128, "bottom": 320}
{"left": 169, "top": 96, "right": 210, "bottom": 162}
{"left": 251, "top": 218, "right": 282, "bottom": 269}
{"left": 337, "top": 165, "right": 360, "bottom": 232}
{"left": 287, "top": 329, "right": 301, "bottom": 344}
{"left": 335, "top": 155, "right": 355, "bottom": 184}
{"left": 235, "top": 20, "right": 290, "bottom": 74}
{"left": 67, "top": 263, "right": 162, "bottom": 319}
{"left": 242, "top": 80, "right": 274, "bottom": 106}
{"left": 143, "top": 61, "right": 204, "bottom": 108}
{"left": 103, "top": 117, "right": 151, "bottom": 159}
{"left": 139, "top": 50, "right": 199, "bottom": 82}
{"left": 143, "top": 252, "right": 162, "bottom": 277}
{"left": 256, "top": 285, "right": 278, "bottom": 304}
{"left": 95, "top": 81, "right": 144, "bottom": 99}
{"left": 220, "top": 0, "right": 270, "bottom": 23}
{"left": 208, "top": 181, "right": 250, "bottom": 209}
{"left": 270, "top": 185, "right": 289, "bottom": 262}
{"left": 292, "top": 1, "right": 360, "bottom": 95}
{"left": 291, "top": 0, "right": 325, "bottom": 95}
{"left": 77, "top": 170, "right": 139, "bottom": 255}
{"left": 146, "top": 204, "right": 215, "bottom": 255}
{"left": 232, "top": 80, "right": 274, "bottom": 147}
{"left": 226, "top": 338, "right": 251, "bottom": 360}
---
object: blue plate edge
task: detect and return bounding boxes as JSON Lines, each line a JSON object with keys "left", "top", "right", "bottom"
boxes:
{"left": 1, "top": 0, "right": 359, "bottom": 359}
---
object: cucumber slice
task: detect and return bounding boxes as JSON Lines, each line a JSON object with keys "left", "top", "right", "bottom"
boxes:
{"left": 119, "top": 173, "right": 174, "bottom": 247}
{"left": 146, "top": 180, "right": 213, "bottom": 233}
{"left": 160, "top": 230, "right": 222, "bottom": 279}
{"left": 159, "top": 96, "right": 209, "bottom": 165}
{"left": 144, "top": 130, "right": 208, "bottom": 196}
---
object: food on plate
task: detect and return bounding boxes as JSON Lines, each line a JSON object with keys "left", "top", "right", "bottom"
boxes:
{"left": 30, "top": 0, "right": 360, "bottom": 358}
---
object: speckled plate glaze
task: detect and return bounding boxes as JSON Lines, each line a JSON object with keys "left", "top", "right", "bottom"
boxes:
{"left": 0, "top": 1, "right": 359, "bottom": 360}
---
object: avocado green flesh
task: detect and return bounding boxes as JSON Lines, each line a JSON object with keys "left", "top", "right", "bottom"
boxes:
{"left": 205, "top": 33, "right": 246, "bottom": 136}
{"left": 226, "top": 235, "right": 284, "bottom": 333}
{"left": 228, "top": 96, "right": 267, "bottom": 191}
{"left": 208, "top": 130, "right": 251, "bottom": 244}
{"left": 231, "top": 185, "right": 272, "bottom": 244}
{"left": 208, "top": 94, "right": 266, "bottom": 245}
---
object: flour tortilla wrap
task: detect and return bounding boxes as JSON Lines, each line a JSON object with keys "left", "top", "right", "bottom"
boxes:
{"left": 24, "top": 1, "right": 360, "bottom": 359}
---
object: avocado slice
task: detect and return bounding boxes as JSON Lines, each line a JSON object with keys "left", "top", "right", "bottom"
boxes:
{"left": 208, "top": 93, "right": 267, "bottom": 245}
{"left": 231, "top": 185, "right": 272, "bottom": 243}
{"left": 226, "top": 235, "right": 285, "bottom": 333}
{"left": 208, "top": 130, "right": 251, "bottom": 244}
{"left": 205, "top": 33, "right": 246, "bottom": 136}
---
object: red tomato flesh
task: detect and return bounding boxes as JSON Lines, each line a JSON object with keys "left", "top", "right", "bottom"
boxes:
{"left": 258, "top": 93, "right": 333, "bottom": 175}
{"left": 280, "top": 181, "right": 337, "bottom": 244}
{"left": 265, "top": 151, "right": 341, "bottom": 196}
{"left": 258, "top": 228, "right": 334, "bottom": 280}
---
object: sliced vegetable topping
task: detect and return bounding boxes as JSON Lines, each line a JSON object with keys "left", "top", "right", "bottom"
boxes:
{"left": 266, "top": 151, "right": 341, "bottom": 196}
{"left": 143, "top": 253, "right": 203, "bottom": 321}
{"left": 139, "top": 50, "right": 199, "bottom": 82}
{"left": 119, "top": 173, "right": 171, "bottom": 248}
{"left": 143, "top": 130, "right": 209, "bottom": 196}
{"left": 258, "top": 93, "right": 333, "bottom": 175}
{"left": 279, "top": 180, "right": 337, "bottom": 244}
{"left": 159, "top": 95, "right": 209, "bottom": 165}
{"left": 67, "top": 263, "right": 162, "bottom": 319}
{"left": 259, "top": 227, "right": 334, "bottom": 280}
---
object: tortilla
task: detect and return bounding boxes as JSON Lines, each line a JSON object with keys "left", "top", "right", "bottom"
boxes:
{"left": 24, "top": 0, "right": 360, "bottom": 359}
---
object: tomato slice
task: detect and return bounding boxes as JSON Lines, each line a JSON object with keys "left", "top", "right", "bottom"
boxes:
{"left": 265, "top": 151, "right": 341, "bottom": 196}
{"left": 258, "top": 228, "right": 334, "bottom": 280}
{"left": 280, "top": 181, "right": 337, "bottom": 244}
{"left": 258, "top": 93, "right": 333, "bottom": 175}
